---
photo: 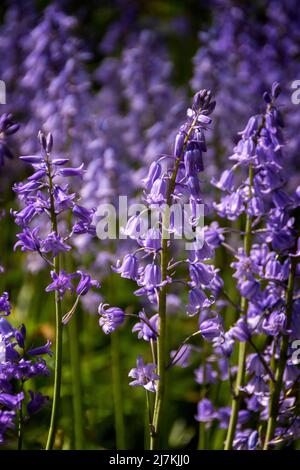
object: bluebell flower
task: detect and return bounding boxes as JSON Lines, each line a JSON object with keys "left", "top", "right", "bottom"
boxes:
{"left": 132, "top": 311, "right": 159, "bottom": 342}
{"left": 187, "top": 288, "right": 214, "bottom": 316}
{"left": 262, "top": 311, "right": 286, "bottom": 336}
{"left": 128, "top": 356, "right": 159, "bottom": 392}
{"left": 194, "top": 364, "right": 217, "bottom": 384}
{"left": 194, "top": 398, "right": 216, "bottom": 423}
{"left": 27, "top": 340, "right": 53, "bottom": 357}
{"left": 142, "top": 161, "right": 162, "bottom": 190}
{"left": 41, "top": 232, "right": 71, "bottom": 258}
{"left": 229, "top": 317, "right": 251, "bottom": 342}
{"left": 199, "top": 318, "right": 222, "bottom": 341}
{"left": 27, "top": 391, "right": 49, "bottom": 415}
{"left": 0, "top": 293, "right": 11, "bottom": 317}
{"left": 170, "top": 345, "right": 192, "bottom": 368}
{"left": 98, "top": 303, "right": 125, "bottom": 335}
{"left": 112, "top": 254, "right": 139, "bottom": 280}
{"left": 0, "top": 113, "right": 19, "bottom": 166}
{"left": 45, "top": 270, "right": 74, "bottom": 299}
{"left": 75, "top": 271, "right": 100, "bottom": 296}
{"left": 188, "top": 262, "right": 214, "bottom": 287}
{"left": 0, "top": 392, "right": 24, "bottom": 410}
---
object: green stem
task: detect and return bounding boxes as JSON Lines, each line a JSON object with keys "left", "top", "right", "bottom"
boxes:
{"left": 150, "top": 248, "right": 167, "bottom": 450}
{"left": 45, "top": 256, "right": 63, "bottom": 450}
{"left": 17, "top": 380, "right": 24, "bottom": 450}
{"left": 108, "top": 268, "right": 126, "bottom": 450}
{"left": 111, "top": 330, "right": 126, "bottom": 449}
{"left": 65, "top": 249, "right": 85, "bottom": 450}
{"left": 225, "top": 164, "right": 254, "bottom": 450}
{"left": 17, "top": 410, "right": 23, "bottom": 450}
{"left": 224, "top": 340, "right": 247, "bottom": 450}
{"left": 263, "top": 251, "right": 298, "bottom": 450}
{"left": 198, "top": 423, "right": 207, "bottom": 450}
{"left": 144, "top": 395, "right": 149, "bottom": 450}
{"left": 45, "top": 155, "right": 63, "bottom": 450}
{"left": 145, "top": 390, "right": 154, "bottom": 450}
{"left": 68, "top": 313, "right": 85, "bottom": 449}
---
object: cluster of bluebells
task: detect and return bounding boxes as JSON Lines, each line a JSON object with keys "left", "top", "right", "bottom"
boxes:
{"left": 4, "top": 9, "right": 188, "bottom": 282}
{"left": 0, "top": 1, "right": 36, "bottom": 119}
{"left": 0, "top": 293, "right": 50, "bottom": 444}
{"left": 19, "top": 4, "right": 94, "bottom": 165}
{"left": 192, "top": 0, "right": 300, "bottom": 187}
{"left": 98, "top": 90, "right": 222, "bottom": 391}
{"left": 0, "top": 6, "right": 187, "bottom": 339}
{"left": 0, "top": 3, "right": 186, "bottom": 214}
{"left": 0, "top": 3, "right": 97, "bottom": 191}
{"left": 0, "top": 1, "right": 299, "bottom": 451}
{"left": 192, "top": 84, "right": 300, "bottom": 449}
{"left": 63, "top": 27, "right": 188, "bottom": 321}
{"left": 12, "top": 131, "right": 100, "bottom": 320}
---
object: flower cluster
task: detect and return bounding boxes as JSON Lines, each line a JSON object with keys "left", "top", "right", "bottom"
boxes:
{"left": 0, "top": 293, "right": 11, "bottom": 317}
{"left": 20, "top": 5, "right": 93, "bottom": 165}
{"left": 12, "top": 131, "right": 100, "bottom": 319}
{"left": 11, "top": 130, "right": 101, "bottom": 449}
{"left": 81, "top": 29, "right": 187, "bottom": 284}
{"left": 1, "top": 0, "right": 299, "bottom": 451}
{"left": 99, "top": 90, "right": 218, "bottom": 400}
{"left": 0, "top": 293, "right": 50, "bottom": 444}
{"left": 192, "top": 0, "right": 300, "bottom": 186}
{"left": 0, "top": 2, "right": 36, "bottom": 119}
{"left": 191, "top": 84, "right": 300, "bottom": 449}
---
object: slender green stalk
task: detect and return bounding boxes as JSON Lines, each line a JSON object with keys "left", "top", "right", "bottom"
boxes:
{"left": 225, "top": 164, "right": 254, "bottom": 450}
{"left": 198, "top": 423, "right": 207, "bottom": 450}
{"left": 150, "top": 115, "right": 199, "bottom": 450}
{"left": 68, "top": 313, "right": 85, "bottom": 449}
{"left": 65, "top": 249, "right": 85, "bottom": 449}
{"left": 108, "top": 268, "right": 126, "bottom": 450}
{"left": 45, "top": 154, "right": 63, "bottom": 450}
{"left": 150, "top": 246, "right": 167, "bottom": 450}
{"left": 61, "top": 132, "right": 85, "bottom": 449}
{"left": 224, "top": 340, "right": 247, "bottom": 450}
{"left": 144, "top": 395, "right": 149, "bottom": 450}
{"left": 17, "top": 380, "right": 24, "bottom": 450}
{"left": 17, "top": 410, "right": 23, "bottom": 450}
{"left": 263, "top": 252, "right": 298, "bottom": 450}
{"left": 111, "top": 330, "right": 126, "bottom": 449}
{"left": 145, "top": 390, "right": 154, "bottom": 450}
{"left": 45, "top": 256, "right": 63, "bottom": 450}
